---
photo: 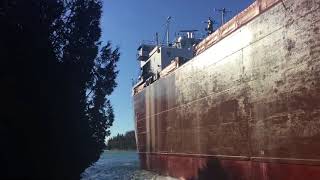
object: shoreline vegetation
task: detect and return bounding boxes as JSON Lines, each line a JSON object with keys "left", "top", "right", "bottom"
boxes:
{"left": 106, "top": 131, "right": 137, "bottom": 151}
{"left": 105, "top": 149, "right": 137, "bottom": 152}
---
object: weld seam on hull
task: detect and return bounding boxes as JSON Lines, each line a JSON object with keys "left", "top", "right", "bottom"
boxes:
{"left": 139, "top": 152, "right": 320, "bottom": 166}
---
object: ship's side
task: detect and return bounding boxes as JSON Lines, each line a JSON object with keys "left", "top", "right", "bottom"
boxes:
{"left": 134, "top": 0, "right": 320, "bottom": 179}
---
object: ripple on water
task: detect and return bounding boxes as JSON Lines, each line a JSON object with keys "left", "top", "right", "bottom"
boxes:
{"left": 81, "top": 151, "right": 178, "bottom": 180}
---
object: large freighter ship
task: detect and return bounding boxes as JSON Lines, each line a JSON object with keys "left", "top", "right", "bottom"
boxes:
{"left": 133, "top": 0, "right": 320, "bottom": 179}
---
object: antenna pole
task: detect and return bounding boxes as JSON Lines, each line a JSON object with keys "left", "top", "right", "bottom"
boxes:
{"left": 222, "top": 8, "right": 225, "bottom": 25}
{"left": 155, "top": 32, "right": 159, "bottom": 46}
{"left": 166, "top": 16, "right": 172, "bottom": 46}
{"left": 215, "top": 8, "right": 231, "bottom": 25}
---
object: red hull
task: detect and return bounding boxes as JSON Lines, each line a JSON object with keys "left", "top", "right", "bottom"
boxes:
{"left": 140, "top": 153, "right": 320, "bottom": 180}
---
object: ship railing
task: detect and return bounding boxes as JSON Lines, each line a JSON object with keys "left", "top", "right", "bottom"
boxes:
{"left": 139, "top": 40, "right": 167, "bottom": 47}
{"left": 133, "top": 57, "right": 186, "bottom": 95}
{"left": 159, "top": 57, "right": 182, "bottom": 78}
{"left": 195, "top": 0, "right": 281, "bottom": 55}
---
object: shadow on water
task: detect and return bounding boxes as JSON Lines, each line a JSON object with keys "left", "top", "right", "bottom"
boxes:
{"left": 188, "top": 158, "right": 228, "bottom": 180}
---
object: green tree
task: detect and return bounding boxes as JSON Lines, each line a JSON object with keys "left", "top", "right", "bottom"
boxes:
{"left": 0, "top": 0, "right": 119, "bottom": 179}
{"left": 88, "top": 42, "right": 120, "bottom": 154}
{"left": 107, "top": 131, "right": 137, "bottom": 150}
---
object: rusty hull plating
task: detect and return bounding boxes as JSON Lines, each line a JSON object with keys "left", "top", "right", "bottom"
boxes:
{"left": 133, "top": 0, "right": 320, "bottom": 179}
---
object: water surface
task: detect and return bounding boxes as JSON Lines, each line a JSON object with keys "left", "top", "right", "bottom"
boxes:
{"left": 81, "top": 150, "right": 139, "bottom": 180}
{"left": 81, "top": 151, "right": 175, "bottom": 180}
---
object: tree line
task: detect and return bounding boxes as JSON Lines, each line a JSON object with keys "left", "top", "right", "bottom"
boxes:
{"left": 0, "top": 0, "right": 119, "bottom": 179}
{"left": 107, "top": 131, "right": 137, "bottom": 150}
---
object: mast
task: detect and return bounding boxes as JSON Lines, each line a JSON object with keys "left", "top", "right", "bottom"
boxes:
{"left": 215, "top": 8, "right": 231, "bottom": 25}
{"left": 166, "top": 16, "right": 172, "bottom": 46}
{"left": 155, "top": 32, "right": 159, "bottom": 46}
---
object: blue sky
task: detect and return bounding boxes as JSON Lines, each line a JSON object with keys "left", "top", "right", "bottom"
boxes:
{"left": 101, "top": 0, "right": 254, "bottom": 139}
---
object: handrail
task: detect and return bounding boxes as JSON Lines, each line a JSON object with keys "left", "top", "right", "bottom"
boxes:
{"left": 195, "top": 0, "right": 281, "bottom": 55}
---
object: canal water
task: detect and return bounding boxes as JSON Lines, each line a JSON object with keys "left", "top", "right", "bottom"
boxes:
{"left": 81, "top": 150, "right": 177, "bottom": 180}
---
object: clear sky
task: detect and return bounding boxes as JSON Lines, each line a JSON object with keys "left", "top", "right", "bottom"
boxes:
{"left": 101, "top": 0, "right": 254, "bottom": 139}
